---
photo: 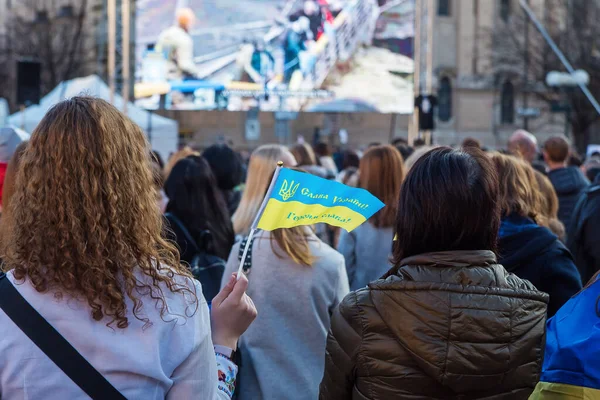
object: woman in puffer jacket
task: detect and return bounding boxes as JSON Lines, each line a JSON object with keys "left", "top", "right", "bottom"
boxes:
{"left": 320, "top": 147, "right": 549, "bottom": 400}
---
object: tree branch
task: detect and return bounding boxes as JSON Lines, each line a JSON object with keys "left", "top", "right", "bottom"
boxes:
{"left": 61, "top": 0, "right": 88, "bottom": 83}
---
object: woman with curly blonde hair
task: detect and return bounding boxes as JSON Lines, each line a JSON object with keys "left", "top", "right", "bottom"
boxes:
{"left": 0, "top": 97, "right": 256, "bottom": 399}
{"left": 491, "top": 153, "right": 581, "bottom": 316}
{"left": 533, "top": 170, "right": 566, "bottom": 241}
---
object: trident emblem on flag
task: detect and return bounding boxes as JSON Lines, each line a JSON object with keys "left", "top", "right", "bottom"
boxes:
{"left": 279, "top": 179, "right": 300, "bottom": 201}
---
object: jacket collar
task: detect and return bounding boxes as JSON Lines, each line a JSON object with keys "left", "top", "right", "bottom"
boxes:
{"left": 390, "top": 250, "right": 504, "bottom": 287}
{"left": 400, "top": 250, "right": 497, "bottom": 268}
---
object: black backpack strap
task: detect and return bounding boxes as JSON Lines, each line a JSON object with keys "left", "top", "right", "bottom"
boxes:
{"left": 165, "top": 212, "right": 200, "bottom": 254}
{"left": 0, "top": 272, "right": 127, "bottom": 400}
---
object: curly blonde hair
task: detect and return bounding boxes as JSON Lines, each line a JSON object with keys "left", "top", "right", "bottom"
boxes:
{"left": 1, "top": 97, "right": 196, "bottom": 329}
{"left": 533, "top": 170, "right": 566, "bottom": 240}
{"left": 490, "top": 152, "right": 541, "bottom": 223}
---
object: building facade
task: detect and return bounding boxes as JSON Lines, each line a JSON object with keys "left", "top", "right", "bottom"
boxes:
{"left": 0, "top": 0, "right": 117, "bottom": 112}
{"left": 429, "top": 0, "right": 565, "bottom": 147}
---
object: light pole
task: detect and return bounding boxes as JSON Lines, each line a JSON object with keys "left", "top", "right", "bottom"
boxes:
{"left": 523, "top": 0, "right": 530, "bottom": 130}
{"left": 520, "top": 0, "right": 600, "bottom": 117}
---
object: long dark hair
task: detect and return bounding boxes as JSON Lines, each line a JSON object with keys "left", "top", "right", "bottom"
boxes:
{"left": 391, "top": 147, "right": 501, "bottom": 269}
{"left": 164, "top": 156, "right": 234, "bottom": 260}
{"left": 202, "top": 144, "right": 244, "bottom": 192}
{"left": 341, "top": 150, "right": 360, "bottom": 170}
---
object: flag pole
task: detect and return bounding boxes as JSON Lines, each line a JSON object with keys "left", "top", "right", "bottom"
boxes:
{"left": 236, "top": 161, "right": 284, "bottom": 280}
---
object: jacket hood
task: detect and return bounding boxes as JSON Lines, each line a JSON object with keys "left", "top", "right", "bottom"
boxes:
{"left": 368, "top": 251, "right": 548, "bottom": 394}
{"left": 499, "top": 224, "right": 561, "bottom": 272}
{"left": 548, "top": 167, "right": 589, "bottom": 195}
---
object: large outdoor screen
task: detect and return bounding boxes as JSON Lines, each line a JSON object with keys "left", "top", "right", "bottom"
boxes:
{"left": 135, "top": 0, "right": 414, "bottom": 113}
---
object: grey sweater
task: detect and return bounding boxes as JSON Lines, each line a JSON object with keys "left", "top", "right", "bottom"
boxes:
{"left": 223, "top": 230, "right": 349, "bottom": 400}
{"left": 337, "top": 222, "right": 394, "bottom": 291}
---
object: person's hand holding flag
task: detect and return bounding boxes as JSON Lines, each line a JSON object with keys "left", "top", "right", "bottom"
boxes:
{"left": 236, "top": 162, "right": 385, "bottom": 279}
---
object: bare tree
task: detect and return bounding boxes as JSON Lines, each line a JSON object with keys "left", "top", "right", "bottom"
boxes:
{"left": 0, "top": 0, "right": 93, "bottom": 111}
{"left": 492, "top": 0, "right": 600, "bottom": 150}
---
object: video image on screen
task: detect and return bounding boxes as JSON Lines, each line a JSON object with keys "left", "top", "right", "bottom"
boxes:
{"left": 136, "top": 0, "right": 414, "bottom": 113}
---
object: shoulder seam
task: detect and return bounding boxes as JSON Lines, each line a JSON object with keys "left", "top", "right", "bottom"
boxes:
{"left": 352, "top": 290, "right": 372, "bottom": 398}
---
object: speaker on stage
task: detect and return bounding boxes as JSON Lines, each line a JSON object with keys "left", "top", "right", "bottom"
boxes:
{"left": 16, "top": 61, "right": 42, "bottom": 106}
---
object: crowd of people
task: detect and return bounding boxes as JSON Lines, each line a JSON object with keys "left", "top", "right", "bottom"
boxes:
{"left": 282, "top": 1, "right": 344, "bottom": 83}
{"left": 245, "top": 0, "right": 346, "bottom": 86}
{"left": 0, "top": 97, "right": 598, "bottom": 399}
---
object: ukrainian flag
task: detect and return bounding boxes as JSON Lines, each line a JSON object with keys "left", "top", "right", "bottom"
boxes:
{"left": 256, "top": 167, "right": 384, "bottom": 232}
{"left": 529, "top": 279, "right": 600, "bottom": 400}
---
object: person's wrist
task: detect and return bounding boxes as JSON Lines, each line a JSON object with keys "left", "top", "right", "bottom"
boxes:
{"left": 214, "top": 344, "right": 236, "bottom": 359}
{"left": 212, "top": 333, "right": 238, "bottom": 350}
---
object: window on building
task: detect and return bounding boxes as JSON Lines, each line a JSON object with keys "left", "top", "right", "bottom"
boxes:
{"left": 501, "top": 81, "right": 515, "bottom": 124}
{"left": 34, "top": 10, "right": 49, "bottom": 24}
{"left": 57, "top": 5, "right": 75, "bottom": 18}
{"left": 500, "top": 0, "right": 511, "bottom": 22}
{"left": 438, "top": 77, "right": 452, "bottom": 122}
{"left": 438, "top": 0, "right": 451, "bottom": 16}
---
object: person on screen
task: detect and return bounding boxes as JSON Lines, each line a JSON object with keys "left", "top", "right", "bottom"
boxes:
{"left": 290, "top": 1, "right": 323, "bottom": 40}
{"left": 284, "top": 17, "right": 312, "bottom": 83}
{"left": 249, "top": 40, "right": 276, "bottom": 84}
{"left": 156, "top": 8, "right": 199, "bottom": 80}
{"left": 329, "top": 0, "right": 344, "bottom": 18}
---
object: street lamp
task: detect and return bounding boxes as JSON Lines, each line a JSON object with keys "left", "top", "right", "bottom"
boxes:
{"left": 546, "top": 70, "right": 589, "bottom": 87}
{"left": 546, "top": 70, "right": 590, "bottom": 139}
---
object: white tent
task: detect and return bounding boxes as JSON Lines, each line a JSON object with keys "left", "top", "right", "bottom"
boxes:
{"left": 8, "top": 75, "right": 178, "bottom": 161}
{"left": 0, "top": 127, "right": 30, "bottom": 163}
{"left": 0, "top": 98, "right": 9, "bottom": 128}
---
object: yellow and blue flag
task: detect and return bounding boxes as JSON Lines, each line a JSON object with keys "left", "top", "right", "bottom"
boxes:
{"left": 529, "top": 280, "right": 600, "bottom": 399}
{"left": 255, "top": 168, "right": 385, "bottom": 232}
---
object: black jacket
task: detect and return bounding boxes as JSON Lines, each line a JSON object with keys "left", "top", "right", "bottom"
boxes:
{"left": 499, "top": 216, "right": 582, "bottom": 317}
{"left": 548, "top": 167, "right": 589, "bottom": 227}
{"left": 567, "top": 177, "right": 600, "bottom": 285}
